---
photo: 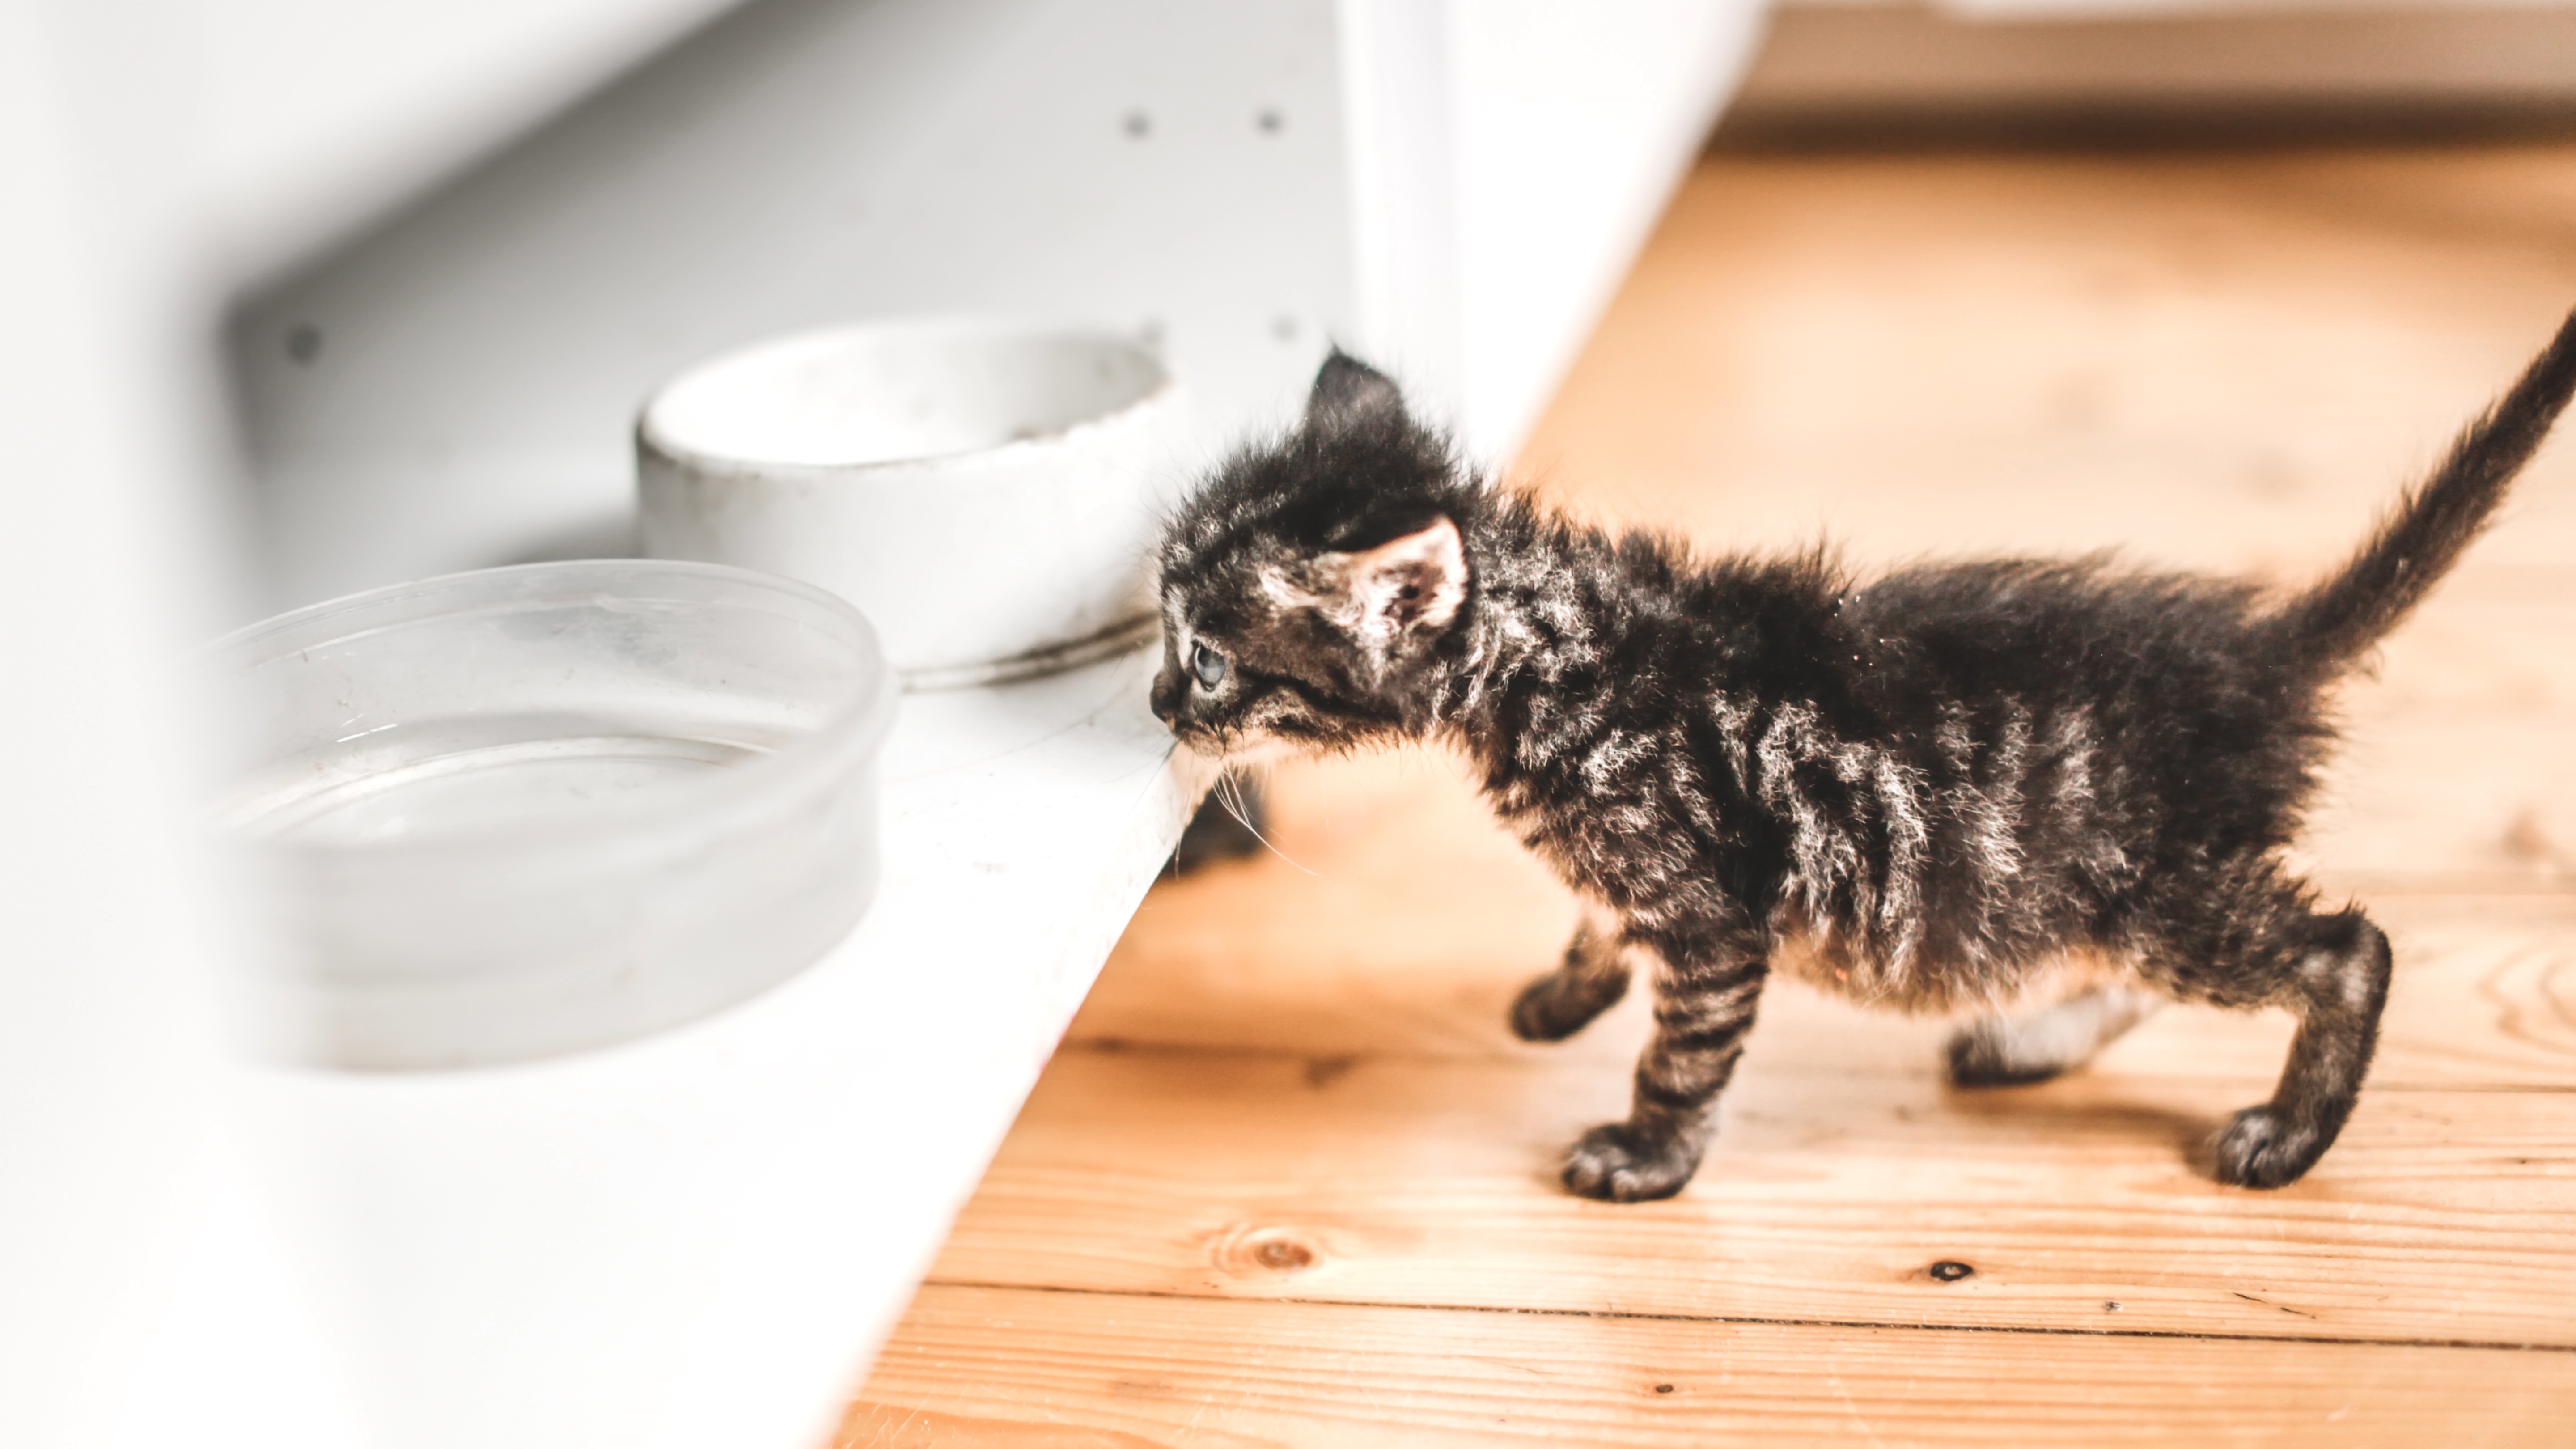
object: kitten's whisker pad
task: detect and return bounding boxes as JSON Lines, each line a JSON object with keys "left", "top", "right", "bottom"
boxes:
{"left": 1154, "top": 318, "right": 2576, "bottom": 1199}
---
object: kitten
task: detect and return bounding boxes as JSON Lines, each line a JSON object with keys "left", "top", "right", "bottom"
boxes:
{"left": 1152, "top": 316, "right": 2576, "bottom": 1201}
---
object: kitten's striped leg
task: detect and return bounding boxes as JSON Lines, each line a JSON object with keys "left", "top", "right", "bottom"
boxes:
{"left": 1509, "top": 906, "right": 1634, "bottom": 1043}
{"left": 1561, "top": 934, "right": 1769, "bottom": 1202}
{"left": 2212, "top": 907, "right": 2393, "bottom": 1189}
{"left": 1946, "top": 985, "right": 2162, "bottom": 1087}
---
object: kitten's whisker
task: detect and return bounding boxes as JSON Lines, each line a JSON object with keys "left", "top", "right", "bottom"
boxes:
{"left": 1212, "top": 766, "right": 1315, "bottom": 876}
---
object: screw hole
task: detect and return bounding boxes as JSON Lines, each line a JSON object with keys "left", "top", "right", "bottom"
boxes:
{"left": 1928, "top": 1260, "right": 1975, "bottom": 1282}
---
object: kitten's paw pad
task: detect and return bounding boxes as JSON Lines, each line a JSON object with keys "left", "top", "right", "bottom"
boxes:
{"left": 1509, "top": 972, "right": 1623, "bottom": 1043}
{"left": 2212, "top": 1106, "right": 2328, "bottom": 1189}
{"left": 1944, "top": 1026, "right": 2068, "bottom": 1088}
{"left": 1560, "top": 1123, "right": 1700, "bottom": 1202}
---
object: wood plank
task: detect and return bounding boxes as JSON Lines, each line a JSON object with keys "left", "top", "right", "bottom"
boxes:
{"left": 1517, "top": 150, "right": 2576, "bottom": 584}
{"left": 2308, "top": 712, "right": 2576, "bottom": 887}
{"left": 928, "top": 1049, "right": 2576, "bottom": 1347}
{"left": 845, "top": 1284, "right": 2576, "bottom": 1448}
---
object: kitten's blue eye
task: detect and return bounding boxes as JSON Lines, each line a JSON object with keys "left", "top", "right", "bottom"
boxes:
{"left": 1191, "top": 641, "right": 1228, "bottom": 690}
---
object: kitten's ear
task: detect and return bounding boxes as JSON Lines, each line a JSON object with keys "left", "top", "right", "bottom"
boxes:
{"left": 1306, "top": 349, "right": 1407, "bottom": 430}
{"left": 1326, "top": 516, "right": 1466, "bottom": 651}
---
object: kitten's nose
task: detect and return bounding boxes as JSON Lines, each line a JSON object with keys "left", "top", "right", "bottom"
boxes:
{"left": 1149, "top": 669, "right": 1183, "bottom": 726}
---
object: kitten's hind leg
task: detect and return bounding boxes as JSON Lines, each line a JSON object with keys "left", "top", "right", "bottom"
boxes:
{"left": 1946, "top": 985, "right": 2162, "bottom": 1088}
{"left": 1561, "top": 924, "right": 1768, "bottom": 1202}
{"left": 1509, "top": 908, "right": 1634, "bottom": 1043}
{"left": 2210, "top": 907, "right": 2394, "bottom": 1190}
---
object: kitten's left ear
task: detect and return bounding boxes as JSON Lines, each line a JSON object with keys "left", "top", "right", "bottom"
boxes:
{"left": 1327, "top": 516, "right": 1466, "bottom": 651}
{"left": 1307, "top": 349, "right": 1407, "bottom": 430}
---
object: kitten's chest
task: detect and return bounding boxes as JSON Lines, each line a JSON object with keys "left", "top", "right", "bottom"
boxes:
{"left": 1490, "top": 749, "right": 1727, "bottom": 912}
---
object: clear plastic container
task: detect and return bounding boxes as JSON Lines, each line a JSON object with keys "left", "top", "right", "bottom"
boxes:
{"left": 204, "top": 561, "right": 895, "bottom": 1070}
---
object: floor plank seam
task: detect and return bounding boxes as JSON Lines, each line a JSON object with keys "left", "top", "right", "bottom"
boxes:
{"left": 2360, "top": 1081, "right": 2576, "bottom": 1093}
{"left": 1061, "top": 1038, "right": 2576, "bottom": 1093}
{"left": 917, "top": 1278, "right": 2576, "bottom": 1355}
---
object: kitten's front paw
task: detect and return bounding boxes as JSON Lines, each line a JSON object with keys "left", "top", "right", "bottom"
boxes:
{"left": 2212, "top": 1106, "right": 2329, "bottom": 1189}
{"left": 1560, "top": 1122, "right": 1702, "bottom": 1202}
{"left": 1509, "top": 970, "right": 1624, "bottom": 1043}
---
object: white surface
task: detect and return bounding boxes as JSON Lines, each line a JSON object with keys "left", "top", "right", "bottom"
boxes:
{"left": 198, "top": 0, "right": 748, "bottom": 286}
{"left": 212, "top": 645, "right": 1208, "bottom": 1449}
{"left": 1448, "top": 0, "right": 1767, "bottom": 460}
{"left": 639, "top": 319, "right": 1184, "bottom": 681}
{"left": 107, "top": 1145, "right": 359, "bottom": 1449}
{"left": 0, "top": 4, "right": 247, "bottom": 1448}
{"left": 1339, "top": 0, "right": 1770, "bottom": 460}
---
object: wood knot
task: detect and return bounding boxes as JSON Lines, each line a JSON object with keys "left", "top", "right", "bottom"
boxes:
{"left": 1256, "top": 1238, "right": 1313, "bottom": 1270}
{"left": 2504, "top": 808, "right": 2565, "bottom": 871}
{"left": 1928, "top": 1260, "right": 1975, "bottom": 1282}
{"left": 1210, "top": 1224, "right": 1325, "bottom": 1278}
{"left": 1303, "top": 1055, "right": 1357, "bottom": 1090}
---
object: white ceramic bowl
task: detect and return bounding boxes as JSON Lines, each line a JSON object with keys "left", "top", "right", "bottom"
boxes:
{"left": 204, "top": 560, "right": 896, "bottom": 1070}
{"left": 635, "top": 318, "right": 1183, "bottom": 689}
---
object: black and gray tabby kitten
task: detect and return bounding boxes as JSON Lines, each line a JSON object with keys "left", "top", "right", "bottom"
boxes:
{"left": 1152, "top": 313, "right": 2576, "bottom": 1201}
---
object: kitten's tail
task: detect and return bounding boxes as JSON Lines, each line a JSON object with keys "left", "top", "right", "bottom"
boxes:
{"left": 2274, "top": 305, "right": 2576, "bottom": 669}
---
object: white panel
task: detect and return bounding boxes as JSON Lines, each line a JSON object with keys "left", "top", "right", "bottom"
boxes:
{"left": 199, "top": 0, "right": 749, "bottom": 284}
{"left": 233, "top": 0, "right": 1355, "bottom": 615}
{"left": 1336, "top": 0, "right": 1770, "bottom": 462}
{"left": 0, "top": 3, "right": 241, "bottom": 1446}
{"left": 1335, "top": 0, "right": 1466, "bottom": 412}
{"left": 1449, "top": 0, "right": 1770, "bottom": 460}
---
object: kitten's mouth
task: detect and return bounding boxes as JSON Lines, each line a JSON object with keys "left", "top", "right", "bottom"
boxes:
{"left": 1172, "top": 724, "right": 1288, "bottom": 767}
{"left": 1218, "top": 737, "right": 1296, "bottom": 768}
{"left": 1164, "top": 720, "right": 1233, "bottom": 758}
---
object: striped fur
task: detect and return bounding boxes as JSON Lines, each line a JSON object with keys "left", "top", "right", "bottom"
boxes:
{"left": 1152, "top": 325, "right": 2576, "bottom": 1201}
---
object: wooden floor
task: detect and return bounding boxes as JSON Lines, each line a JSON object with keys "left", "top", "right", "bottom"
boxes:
{"left": 843, "top": 146, "right": 2576, "bottom": 1445}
